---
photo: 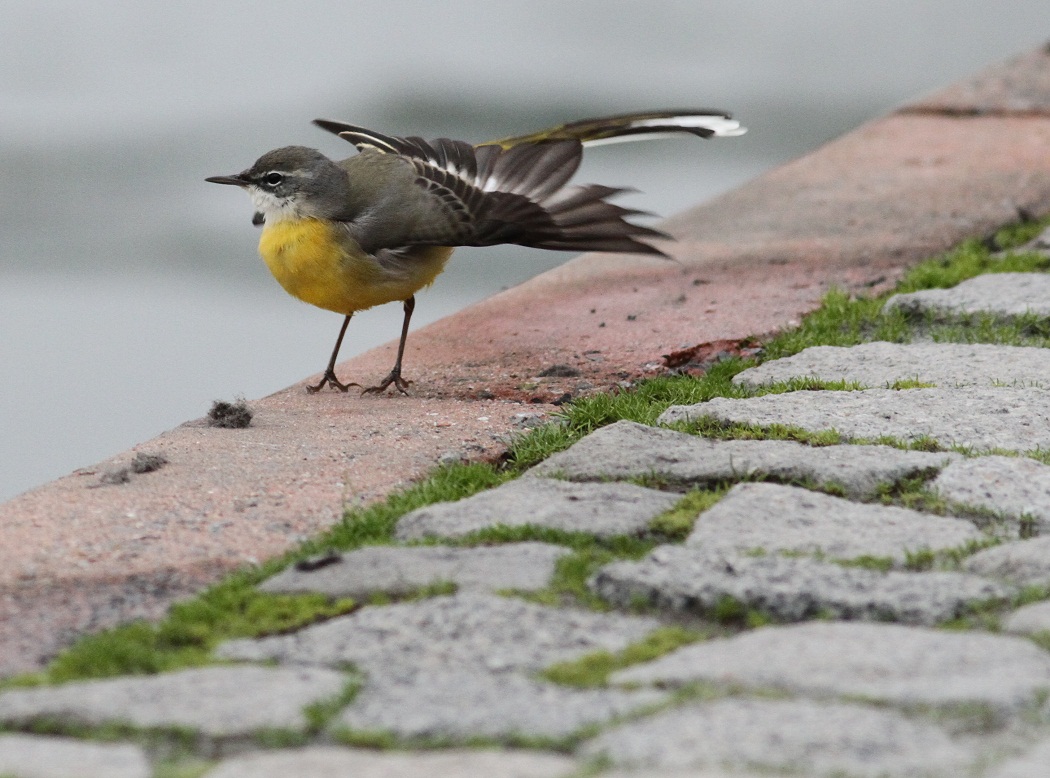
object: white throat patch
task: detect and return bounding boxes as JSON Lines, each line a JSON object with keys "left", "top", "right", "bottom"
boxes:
{"left": 248, "top": 186, "right": 300, "bottom": 223}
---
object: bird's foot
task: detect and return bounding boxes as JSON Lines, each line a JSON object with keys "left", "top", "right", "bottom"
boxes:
{"left": 306, "top": 368, "right": 359, "bottom": 394}
{"left": 362, "top": 369, "right": 412, "bottom": 396}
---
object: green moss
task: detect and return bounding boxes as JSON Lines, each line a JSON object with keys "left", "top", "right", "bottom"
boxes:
{"left": 710, "top": 595, "right": 773, "bottom": 628}
{"left": 1027, "top": 631, "right": 1050, "bottom": 653}
{"left": 506, "top": 540, "right": 653, "bottom": 611}
{"left": 991, "top": 213, "right": 1050, "bottom": 251}
{"left": 684, "top": 415, "right": 845, "bottom": 446}
{"left": 330, "top": 727, "right": 400, "bottom": 750}
{"left": 1014, "top": 585, "right": 1050, "bottom": 607}
{"left": 331, "top": 727, "right": 586, "bottom": 753}
{"left": 541, "top": 626, "right": 706, "bottom": 687}
{"left": 1024, "top": 448, "right": 1050, "bottom": 466}
{"left": 366, "top": 581, "right": 459, "bottom": 607}
{"left": 942, "top": 584, "right": 1050, "bottom": 633}
{"left": 837, "top": 555, "right": 896, "bottom": 573}
{"left": 649, "top": 488, "right": 727, "bottom": 540}
{"left": 46, "top": 590, "right": 357, "bottom": 682}
{"left": 897, "top": 239, "right": 1050, "bottom": 293}
{"left": 153, "top": 761, "right": 215, "bottom": 778}
{"left": 303, "top": 676, "right": 363, "bottom": 733}
{"left": 252, "top": 728, "right": 310, "bottom": 749}
{"left": 887, "top": 379, "right": 937, "bottom": 389}
{"left": 900, "top": 538, "right": 1002, "bottom": 574}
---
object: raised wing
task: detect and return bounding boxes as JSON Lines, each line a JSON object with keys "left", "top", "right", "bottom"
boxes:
{"left": 315, "top": 116, "right": 697, "bottom": 255}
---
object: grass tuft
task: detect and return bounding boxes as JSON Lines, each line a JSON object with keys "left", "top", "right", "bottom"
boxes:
{"left": 648, "top": 488, "right": 727, "bottom": 540}
{"left": 46, "top": 589, "right": 357, "bottom": 682}
{"left": 541, "top": 626, "right": 706, "bottom": 687}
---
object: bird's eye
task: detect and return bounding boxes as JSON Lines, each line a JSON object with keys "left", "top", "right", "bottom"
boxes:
{"left": 263, "top": 172, "right": 284, "bottom": 186}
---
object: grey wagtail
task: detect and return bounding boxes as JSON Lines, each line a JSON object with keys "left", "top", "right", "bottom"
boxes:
{"left": 206, "top": 110, "right": 745, "bottom": 394}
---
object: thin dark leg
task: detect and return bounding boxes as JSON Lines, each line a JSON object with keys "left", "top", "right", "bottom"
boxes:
{"left": 306, "top": 314, "right": 360, "bottom": 393}
{"left": 363, "top": 296, "right": 415, "bottom": 395}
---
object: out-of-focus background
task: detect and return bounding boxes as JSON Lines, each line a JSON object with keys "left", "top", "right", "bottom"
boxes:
{"left": 1, "top": 1, "right": 1047, "bottom": 501}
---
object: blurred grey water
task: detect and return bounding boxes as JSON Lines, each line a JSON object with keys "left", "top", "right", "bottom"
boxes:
{"left": 1, "top": 1, "right": 1047, "bottom": 501}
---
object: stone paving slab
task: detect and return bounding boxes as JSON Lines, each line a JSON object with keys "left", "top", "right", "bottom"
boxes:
{"left": 933, "top": 456, "right": 1050, "bottom": 532}
{"left": 884, "top": 272, "right": 1050, "bottom": 320}
{"left": 217, "top": 594, "right": 661, "bottom": 674}
{"left": 612, "top": 622, "right": 1050, "bottom": 715}
{"left": 685, "top": 482, "right": 983, "bottom": 560}
{"left": 591, "top": 546, "right": 1008, "bottom": 625}
{"left": 0, "top": 733, "right": 150, "bottom": 778}
{"left": 336, "top": 668, "right": 664, "bottom": 741}
{"left": 964, "top": 537, "right": 1050, "bottom": 587}
{"left": 202, "top": 746, "right": 578, "bottom": 778}
{"left": 733, "top": 342, "right": 1050, "bottom": 389}
{"left": 660, "top": 386, "right": 1050, "bottom": 451}
{"left": 987, "top": 739, "right": 1050, "bottom": 778}
{"left": 259, "top": 543, "right": 571, "bottom": 598}
{"left": 529, "top": 420, "right": 957, "bottom": 499}
{"left": 1003, "top": 600, "right": 1050, "bottom": 635}
{"left": 0, "top": 666, "right": 346, "bottom": 741}
{"left": 578, "top": 698, "right": 972, "bottom": 776}
{"left": 395, "top": 479, "right": 680, "bottom": 541}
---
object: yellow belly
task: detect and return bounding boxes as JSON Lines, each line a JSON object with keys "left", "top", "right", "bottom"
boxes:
{"left": 258, "top": 218, "right": 453, "bottom": 315}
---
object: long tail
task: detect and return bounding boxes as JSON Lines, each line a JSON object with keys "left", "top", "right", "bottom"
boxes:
{"left": 486, "top": 109, "right": 746, "bottom": 149}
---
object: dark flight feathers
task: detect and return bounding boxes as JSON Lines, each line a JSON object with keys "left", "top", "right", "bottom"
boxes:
{"left": 314, "top": 119, "right": 669, "bottom": 257}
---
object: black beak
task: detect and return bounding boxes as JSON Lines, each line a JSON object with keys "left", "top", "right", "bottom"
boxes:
{"left": 205, "top": 173, "right": 250, "bottom": 186}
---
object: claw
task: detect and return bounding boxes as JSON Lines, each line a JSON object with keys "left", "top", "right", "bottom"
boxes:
{"left": 306, "top": 368, "right": 359, "bottom": 393}
{"left": 362, "top": 369, "right": 413, "bottom": 396}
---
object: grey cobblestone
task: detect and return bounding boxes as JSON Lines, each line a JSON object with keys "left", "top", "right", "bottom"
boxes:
{"left": 733, "top": 341, "right": 1050, "bottom": 389}
{"left": 0, "top": 666, "right": 346, "bottom": 741}
{"left": 933, "top": 456, "right": 1050, "bottom": 532}
{"left": 591, "top": 546, "right": 1009, "bottom": 625}
{"left": 660, "top": 386, "right": 1050, "bottom": 451}
{"left": 529, "top": 419, "right": 957, "bottom": 499}
{"left": 395, "top": 478, "right": 679, "bottom": 540}
{"left": 0, "top": 734, "right": 150, "bottom": 778}
{"left": 217, "top": 594, "right": 661, "bottom": 674}
{"left": 964, "top": 537, "right": 1050, "bottom": 587}
{"left": 259, "top": 543, "right": 571, "bottom": 597}
{"left": 613, "top": 622, "right": 1050, "bottom": 715}
{"left": 1003, "top": 601, "right": 1050, "bottom": 635}
{"left": 686, "top": 482, "right": 984, "bottom": 560}
{"left": 579, "top": 698, "right": 973, "bottom": 776}
{"left": 336, "top": 668, "right": 664, "bottom": 740}
{"left": 884, "top": 272, "right": 1050, "bottom": 320}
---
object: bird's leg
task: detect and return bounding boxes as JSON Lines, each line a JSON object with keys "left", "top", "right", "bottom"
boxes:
{"left": 306, "top": 314, "right": 360, "bottom": 393}
{"left": 363, "top": 296, "right": 415, "bottom": 395}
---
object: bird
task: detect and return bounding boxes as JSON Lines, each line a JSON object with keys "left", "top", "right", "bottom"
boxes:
{"left": 206, "top": 110, "right": 746, "bottom": 394}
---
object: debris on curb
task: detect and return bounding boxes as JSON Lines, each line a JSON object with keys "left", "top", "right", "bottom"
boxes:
{"left": 207, "top": 399, "right": 253, "bottom": 429}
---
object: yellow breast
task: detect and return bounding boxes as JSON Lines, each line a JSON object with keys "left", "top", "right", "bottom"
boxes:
{"left": 257, "top": 218, "right": 453, "bottom": 315}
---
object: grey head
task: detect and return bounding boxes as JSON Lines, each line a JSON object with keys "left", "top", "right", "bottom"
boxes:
{"left": 206, "top": 146, "right": 352, "bottom": 224}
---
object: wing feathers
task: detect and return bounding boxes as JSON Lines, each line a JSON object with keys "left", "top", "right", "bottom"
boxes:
{"left": 312, "top": 109, "right": 749, "bottom": 256}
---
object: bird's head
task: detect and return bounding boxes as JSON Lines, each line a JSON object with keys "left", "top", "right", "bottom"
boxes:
{"left": 206, "top": 146, "right": 350, "bottom": 225}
